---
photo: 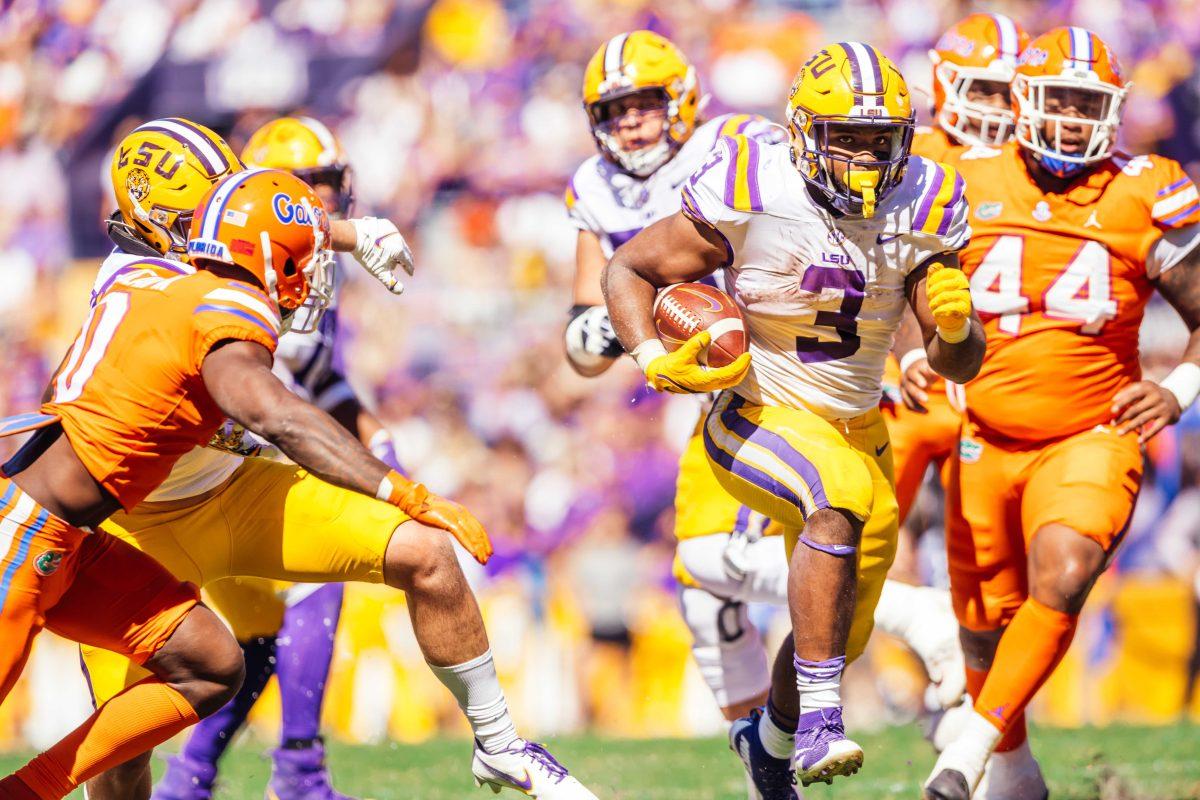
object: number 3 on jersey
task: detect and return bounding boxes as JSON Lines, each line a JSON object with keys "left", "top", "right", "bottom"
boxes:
{"left": 970, "top": 235, "right": 1117, "bottom": 336}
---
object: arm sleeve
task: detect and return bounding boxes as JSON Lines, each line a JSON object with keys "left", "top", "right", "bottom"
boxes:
{"left": 192, "top": 282, "right": 281, "bottom": 370}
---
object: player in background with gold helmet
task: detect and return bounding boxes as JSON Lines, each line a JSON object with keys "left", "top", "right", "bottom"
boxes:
{"left": 149, "top": 117, "right": 407, "bottom": 800}
{"left": 604, "top": 40, "right": 984, "bottom": 789}
{"left": 923, "top": 26, "right": 1200, "bottom": 799}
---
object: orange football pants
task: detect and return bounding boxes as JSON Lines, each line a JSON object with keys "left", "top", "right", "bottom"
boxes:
{"left": 880, "top": 381, "right": 962, "bottom": 524}
{"left": 0, "top": 477, "right": 198, "bottom": 701}
{"left": 945, "top": 420, "right": 1143, "bottom": 631}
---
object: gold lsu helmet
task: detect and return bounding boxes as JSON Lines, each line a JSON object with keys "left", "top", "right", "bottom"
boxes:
{"left": 240, "top": 116, "right": 354, "bottom": 217}
{"left": 582, "top": 30, "right": 700, "bottom": 177}
{"left": 110, "top": 117, "right": 241, "bottom": 258}
{"left": 787, "top": 42, "right": 914, "bottom": 218}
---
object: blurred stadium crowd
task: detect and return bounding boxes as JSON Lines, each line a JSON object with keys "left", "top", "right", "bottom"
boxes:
{"left": 2, "top": 0, "right": 1200, "bottom": 747}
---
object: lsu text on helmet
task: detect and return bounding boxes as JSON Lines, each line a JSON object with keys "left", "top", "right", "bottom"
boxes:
{"left": 187, "top": 168, "right": 334, "bottom": 333}
{"left": 110, "top": 117, "right": 242, "bottom": 258}
{"left": 787, "top": 42, "right": 915, "bottom": 218}
{"left": 582, "top": 30, "right": 700, "bottom": 177}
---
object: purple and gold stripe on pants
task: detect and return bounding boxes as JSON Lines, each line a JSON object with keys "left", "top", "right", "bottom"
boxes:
{"left": 703, "top": 392, "right": 829, "bottom": 521}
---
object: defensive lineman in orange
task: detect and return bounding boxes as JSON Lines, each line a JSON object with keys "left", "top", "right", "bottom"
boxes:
{"left": 924, "top": 27, "right": 1200, "bottom": 800}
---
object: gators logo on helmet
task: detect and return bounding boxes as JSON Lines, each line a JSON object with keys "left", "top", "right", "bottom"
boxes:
{"left": 787, "top": 42, "right": 914, "bottom": 218}
{"left": 581, "top": 30, "right": 700, "bottom": 177}
{"left": 110, "top": 118, "right": 241, "bottom": 258}
{"left": 929, "top": 13, "right": 1030, "bottom": 147}
{"left": 188, "top": 168, "right": 334, "bottom": 333}
{"left": 1012, "top": 27, "right": 1127, "bottom": 177}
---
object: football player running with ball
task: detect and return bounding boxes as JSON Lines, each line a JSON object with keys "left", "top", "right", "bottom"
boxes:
{"left": 147, "top": 116, "right": 410, "bottom": 800}
{"left": 604, "top": 43, "right": 984, "bottom": 789}
{"left": 566, "top": 32, "right": 966, "bottom": 799}
{"left": 924, "top": 28, "right": 1200, "bottom": 800}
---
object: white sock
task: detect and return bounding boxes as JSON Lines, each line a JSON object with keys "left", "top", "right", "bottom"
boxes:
{"left": 932, "top": 711, "right": 1002, "bottom": 789}
{"left": 757, "top": 709, "right": 794, "bottom": 760}
{"left": 794, "top": 655, "right": 844, "bottom": 714}
{"left": 428, "top": 650, "right": 520, "bottom": 754}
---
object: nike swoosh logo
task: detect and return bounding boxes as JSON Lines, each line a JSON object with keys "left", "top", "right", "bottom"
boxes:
{"left": 374, "top": 232, "right": 399, "bottom": 247}
{"left": 877, "top": 233, "right": 902, "bottom": 244}
{"left": 875, "top": 442, "right": 889, "bottom": 456}
{"left": 482, "top": 762, "right": 533, "bottom": 791}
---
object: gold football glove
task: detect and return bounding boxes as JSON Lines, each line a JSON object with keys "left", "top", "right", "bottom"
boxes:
{"left": 925, "top": 263, "right": 972, "bottom": 344}
{"left": 642, "top": 331, "right": 751, "bottom": 394}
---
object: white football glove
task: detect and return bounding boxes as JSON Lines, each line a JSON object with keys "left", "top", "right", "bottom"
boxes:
{"left": 349, "top": 216, "right": 414, "bottom": 295}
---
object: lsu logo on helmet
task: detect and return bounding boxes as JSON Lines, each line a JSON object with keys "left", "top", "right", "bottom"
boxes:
{"left": 242, "top": 117, "right": 354, "bottom": 217}
{"left": 110, "top": 118, "right": 241, "bottom": 257}
{"left": 929, "top": 13, "right": 1030, "bottom": 147}
{"left": 1012, "top": 27, "right": 1127, "bottom": 177}
{"left": 787, "top": 42, "right": 914, "bottom": 218}
{"left": 188, "top": 168, "right": 334, "bottom": 333}
{"left": 581, "top": 30, "right": 700, "bottom": 177}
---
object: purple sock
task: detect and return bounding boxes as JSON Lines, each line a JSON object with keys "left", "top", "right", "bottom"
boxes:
{"left": 182, "top": 636, "right": 277, "bottom": 764}
{"left": 277, "top": 583, "right": 345, "bottom": 744}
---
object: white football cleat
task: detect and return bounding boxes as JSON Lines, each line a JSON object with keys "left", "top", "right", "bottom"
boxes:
{"left": 976, "top": 741, "right": 1049, "bottom": 800}
{"left": 472, "top": 740, "right": 599, "bottom": 799}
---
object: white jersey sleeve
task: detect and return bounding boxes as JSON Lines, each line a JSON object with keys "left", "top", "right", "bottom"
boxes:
{"left": 890, "top": 156, "right": 971, "bottom": 267}
{"left": 681, "top": 134, "right": 772, "bottom": 239}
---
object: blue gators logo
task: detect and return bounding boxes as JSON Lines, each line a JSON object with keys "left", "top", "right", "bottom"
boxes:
{"left": 273, "top": 193, "right": 317, "bottom": 226}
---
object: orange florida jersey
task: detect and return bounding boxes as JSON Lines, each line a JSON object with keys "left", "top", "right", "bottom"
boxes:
{"left": 912, "top": 126, "right": 960, "bottom": 164}
{"left": 946, "top": 141, "right": 1200, "bottom": 441}
{"left": 43, "top": 259, "right": 280, "bottom": 509}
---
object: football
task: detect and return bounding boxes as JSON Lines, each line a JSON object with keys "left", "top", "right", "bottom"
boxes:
{"left": 652, "top": 282, "right": 747, "bottom": 368}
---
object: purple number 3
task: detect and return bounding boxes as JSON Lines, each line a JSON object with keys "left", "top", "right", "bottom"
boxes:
{"left": 795, "top": 266, "right": 865, "bottom": 363}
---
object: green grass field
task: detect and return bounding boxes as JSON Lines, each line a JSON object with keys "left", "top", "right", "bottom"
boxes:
{"left": 4, "top": 723, "right": 1198, "bottom": 799}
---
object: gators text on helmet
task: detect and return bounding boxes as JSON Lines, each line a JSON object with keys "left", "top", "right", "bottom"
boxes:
{"left": 930, "top": 13, "right": 1030, "bottom": 147}
{"left": 1013, "top": 26, "right": 1128, "bottom": 178}
{"left": 187, "top": 168, "right": 335, "bottom": 334}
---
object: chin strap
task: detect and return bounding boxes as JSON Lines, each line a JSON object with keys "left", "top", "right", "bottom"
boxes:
{"left": 105, "top": 213, "right": 164, "bottom": 258}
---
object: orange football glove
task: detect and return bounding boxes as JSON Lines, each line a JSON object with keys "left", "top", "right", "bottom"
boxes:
{"left": 379, "top": 470, "right": 493, "bottom": 564}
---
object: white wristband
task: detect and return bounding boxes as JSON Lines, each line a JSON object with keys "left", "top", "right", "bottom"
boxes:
{"left": 898, "top": 348, "right": 928, "bottom": 375}
{"left": 631, "top": 339, "right": 668, "bottom": 373}
{"left": 1160, "top": 362, "right": 1200, "bottom": 411}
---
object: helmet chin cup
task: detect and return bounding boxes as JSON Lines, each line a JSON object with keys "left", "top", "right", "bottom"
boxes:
{"left": 846, "top": 170, "right": 880, "bottom": 218}
{"left": 1034, "top": 151, "right": 1088, "bottom": 178}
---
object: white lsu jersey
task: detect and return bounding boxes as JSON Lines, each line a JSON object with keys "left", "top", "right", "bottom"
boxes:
{"left": 682, "top": 136, "right": 970, "bottom": 418}
{"left": 566, "top": 113, "right": 784, "bottom": 255}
